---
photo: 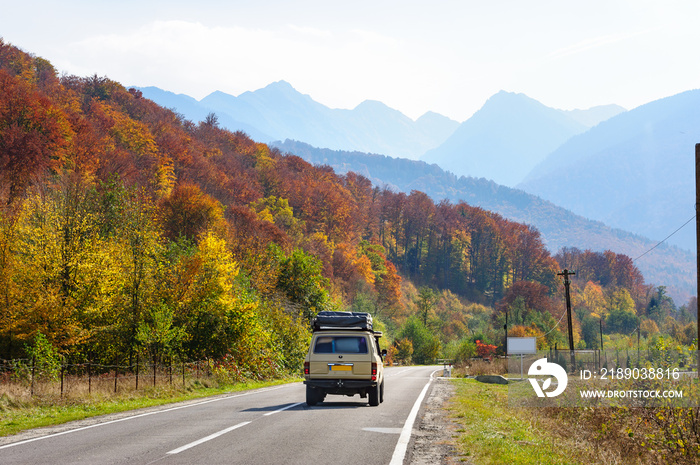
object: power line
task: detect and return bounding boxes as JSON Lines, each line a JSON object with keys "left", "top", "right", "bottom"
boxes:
{"left": 537, "top": 307, "right": 568, "bottom": 339}
{"left": 632, "top": 213, "right": 696, "bottom": 262}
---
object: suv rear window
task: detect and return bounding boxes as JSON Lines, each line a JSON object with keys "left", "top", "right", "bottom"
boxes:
{"left": 314, "top": 336, "right": 368, "bottom": 354}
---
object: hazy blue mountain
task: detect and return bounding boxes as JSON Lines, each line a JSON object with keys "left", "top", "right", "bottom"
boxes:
{"left": 415, "top": 111, "right": 463, "bottom": 143}
{"left": 563, "top": 104, "right": 627, "bottom": 127}
{"left": 420, "top": 91, "right": 596, "bottom": 187}
{"left": 274, "top": 139, "right": 695, "bottom": 304}
{"left": 518, "top": 89, "right": 700, "bottom": 253}
{"left": 136, "top": 81, "right": 459, "bottom": 159}
{"left": 136, "top": 87, "right": 273, "bottom": 141}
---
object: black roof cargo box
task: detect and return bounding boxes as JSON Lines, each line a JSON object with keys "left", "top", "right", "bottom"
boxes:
{"left": 312, "top": 311, "right": 373, "bottom": 331}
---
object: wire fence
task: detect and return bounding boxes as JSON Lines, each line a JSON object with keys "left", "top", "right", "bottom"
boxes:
{"left": 0, "top": 356, "right": 218, "bottom": 398}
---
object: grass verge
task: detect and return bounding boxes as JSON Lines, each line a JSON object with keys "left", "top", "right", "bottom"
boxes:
{"left": 0, "top": 377, "right": 300, "bottom": 437}
{"left": 448, "top": 378, "right": 587, "bottom": 465}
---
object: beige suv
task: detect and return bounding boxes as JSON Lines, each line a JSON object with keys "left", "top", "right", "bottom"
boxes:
{"left": 303, "top": 312, "right": 386, "bottom": 406}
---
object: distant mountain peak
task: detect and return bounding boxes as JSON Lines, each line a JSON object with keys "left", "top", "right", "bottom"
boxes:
{"left": 354, "top": 99, "right": 390, "bottom": 110}
{"left": 263, "top": 80, "right": 295, "bottom": 91}
{"left": 421, "top": 90, "right": 588, "bottom": 187}
{"left": 483, "top": 90, "right": 550, "bottom": 111}
{"left": 242, "top": 80, "right": 303, "bottom": 98}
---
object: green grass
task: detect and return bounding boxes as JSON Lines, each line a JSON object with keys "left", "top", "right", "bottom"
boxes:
{"left": 0, "top": 378, "right": 300, "bottom": 437}
{"left": 448, "top": 379, "right": 586, "bottom": 465}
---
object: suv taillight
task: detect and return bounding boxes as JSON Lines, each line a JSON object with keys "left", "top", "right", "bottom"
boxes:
{"left": 304, "top": 362, "right": 310, "bottom": 376}
{"left": 371, "top": 362, "right": 377, "bottom": 381}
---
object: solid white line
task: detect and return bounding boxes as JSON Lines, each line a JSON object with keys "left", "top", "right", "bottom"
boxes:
{"left": 389, "top": 369, "right": 439, "bottom": 465}
{"left": 263, "top": 402, "right": 304, "bottom": 416}
{"left": 0, "top": 384, "right": 294, "bottom": 451}
{"left": 167, "top": 422, "right": 251, "bottom": 455}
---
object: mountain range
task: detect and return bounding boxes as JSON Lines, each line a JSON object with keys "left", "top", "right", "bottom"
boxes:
{"left": 136, "top": 81, "right": 459, "bottom": 159}
{"left": 136, "top": 81, "right": 698, "bottom": 303}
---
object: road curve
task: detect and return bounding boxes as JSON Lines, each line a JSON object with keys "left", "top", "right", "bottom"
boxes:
{"left": 0, "top": 365, "right": 440, "bottom": 464}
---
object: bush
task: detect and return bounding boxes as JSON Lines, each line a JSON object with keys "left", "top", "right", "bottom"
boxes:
{"left": 21, "top": 332, "right": 61, "bottom": 382}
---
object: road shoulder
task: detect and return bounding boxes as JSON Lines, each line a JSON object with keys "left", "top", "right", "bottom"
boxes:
{"left": 407, "top": 377, "right": 459, "bottom": 465}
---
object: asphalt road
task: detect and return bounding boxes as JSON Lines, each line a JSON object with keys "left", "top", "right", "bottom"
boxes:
{"left": 0, "top": 365, "right": 440, "bottom": 465}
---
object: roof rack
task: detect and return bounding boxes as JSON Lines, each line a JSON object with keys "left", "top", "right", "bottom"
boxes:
{"left": 311, "top": 311, "right": 373, "bottom": 332}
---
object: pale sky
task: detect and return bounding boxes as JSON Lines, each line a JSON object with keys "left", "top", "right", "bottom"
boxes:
{"left": 2, "top": 0, "right": 699, "bottom": 121}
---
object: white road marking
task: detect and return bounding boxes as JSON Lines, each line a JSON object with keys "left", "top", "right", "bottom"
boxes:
{"left": 362, "top": 427, "right": 402, "bottom": 434}
{"left": 167, "top": 422, "right": 251, "bottom": 455}
{"left": 389, "top": 369, "right": 439, "bottom": 465}
{"left": 386, "top": 368, "right": 412, "bottom": 377}
{"left": 263, "top": 402, "right": 304, "bottom": 416}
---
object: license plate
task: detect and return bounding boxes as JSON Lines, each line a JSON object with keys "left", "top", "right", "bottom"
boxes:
{"left": 330, "top": 365, "right": 352, "bottom": 371}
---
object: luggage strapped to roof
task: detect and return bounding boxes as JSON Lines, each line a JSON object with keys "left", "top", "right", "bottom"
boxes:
{"left": 311, "top": 311, "right": 373, "bottom": 331}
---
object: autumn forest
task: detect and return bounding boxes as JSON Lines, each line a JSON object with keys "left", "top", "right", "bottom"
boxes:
{"left": 0, "top": 40, "right": 696, "bottom": 376}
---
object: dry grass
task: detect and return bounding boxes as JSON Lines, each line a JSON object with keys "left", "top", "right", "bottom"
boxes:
{"left": 453, "top": 358, "right": 508, "bottom": 377}
{"left": 0, "top": 368, "right": 201, "bottom": 403}
{"left": 533, "top": 406, "right": 700, "bottom": 465}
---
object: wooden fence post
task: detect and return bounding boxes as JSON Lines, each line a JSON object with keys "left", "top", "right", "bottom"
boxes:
{"left": 136, "top": 352, "right": 139, "bottom": 391}
{"left": 31, "top": 355, "right": 35, "bottom": 397}
{"left": 114, "top": 357, "right": 119, "bottom": 394}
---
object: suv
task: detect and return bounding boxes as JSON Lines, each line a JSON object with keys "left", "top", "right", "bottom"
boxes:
{"left": 303, "top": 311, "right": 386, "bottom": 406}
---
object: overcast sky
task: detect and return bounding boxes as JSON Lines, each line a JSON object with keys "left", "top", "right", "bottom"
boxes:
{"left": 2, "top": 0, "right": 699, "bottom": 121}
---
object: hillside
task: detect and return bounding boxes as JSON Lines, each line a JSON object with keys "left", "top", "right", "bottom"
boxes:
{"left": 136, "top": 81, "right": 459, "bottom": 159}
{"left": 519, "top": 89, "right": 700, "bottom": 252}
{"left": 420, "top": 91, "right": 618, "bottom": 187}
{"left": 274, "top": 139, "right": 695, "bottom": 303}
{"left": 0, "top": 39, "right": 582, "bottom": 363}
{"left": 1, "top": 40, "right": 694, "bottom": 380}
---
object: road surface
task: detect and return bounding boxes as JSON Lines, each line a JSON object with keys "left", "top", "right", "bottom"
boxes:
{"left": 0, "top": 365, "right": 441, "bottom": 464}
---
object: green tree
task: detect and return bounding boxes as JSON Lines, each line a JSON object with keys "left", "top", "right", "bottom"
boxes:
{"left": 581, "top": 315, "right": 601, "bottom": 349}
{"left": 136, "top": 302, "right": 184, "bottom": 367}
{"left": 606, "top": 308, "right": 639, "bottom": 334}
{"left": 399, "top": 316, "right": 440, "bottom": 364}
{"left": 24, "top": 332, "right": 62, "bottom": 381}
{"left": 416, "top": 287, "right": 438, "bottom": 326}
{"left": 276, "top": 249, "right": 331, "bottom": 321}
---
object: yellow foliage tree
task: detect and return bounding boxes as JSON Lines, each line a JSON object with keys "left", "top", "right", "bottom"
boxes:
{"left": 582, "top": 281, "right": 606, "bottom": 318}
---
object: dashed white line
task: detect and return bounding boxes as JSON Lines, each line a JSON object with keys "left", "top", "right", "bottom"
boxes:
{"left": 167, "top": 422, "right": 251, "bottom": 455}
{"left": 263, "top": 402, "right": 304, "bottom": 416}
{"left": 166, "top": 401, "right": 302, "bottom": 455}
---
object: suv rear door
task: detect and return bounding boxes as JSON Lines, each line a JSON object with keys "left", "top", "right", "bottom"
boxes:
{"left": 308, "top": 332, "right": 373, "bottom": 379}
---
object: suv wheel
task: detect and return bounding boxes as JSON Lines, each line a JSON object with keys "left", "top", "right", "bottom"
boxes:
{"left": 380, "top": 380, "right": 385, "bottom": 403}
{"left": 306, "top": 386, "right": 323, "bottom": 406}
{"left": 368, "top": 383, "right": 380, "bottom": 406}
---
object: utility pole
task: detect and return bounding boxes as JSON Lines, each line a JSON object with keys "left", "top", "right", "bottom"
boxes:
{"left": 504, "top": 311, "right": 508, "bottom": 356}
{"left": 558, "top": 269, "right": 576, "bottom": 372}
{"left": 637, "top": 326, "right": 641, "bottom": 368}
{"left": 695, "top": 143, "right": 700, "bottom": 380}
